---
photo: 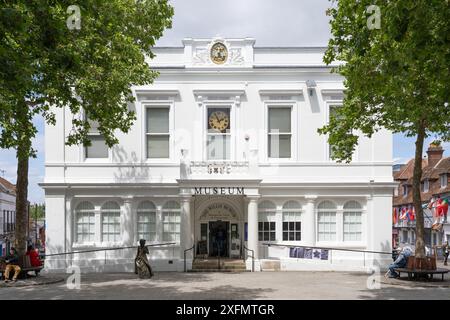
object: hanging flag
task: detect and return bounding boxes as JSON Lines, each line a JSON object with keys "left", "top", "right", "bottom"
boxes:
{"left": 393, "top": 207, "right": 398, "bottom": 225}
{"left": 436, "top": 197, "right": 443, "bottom": 216}
{"left": 437, "top": 198, "right": 449, "bottom": 217}
{"left": 428, "top": 196, "right": 440, "bottom": 219}
{"left": 406, "top": 206, "right": 413, "bottom": 221}
{"left": 427, "top": 196, "right": 436, "bottom": 212}
{"left": 443, "top": 199, "right": 449, "bottom": 218}
{"left": 409, "top": 206, "right": 415, "bottom": 221}
{"left": 400, "top": 207, "right": 407, "bottom": 220}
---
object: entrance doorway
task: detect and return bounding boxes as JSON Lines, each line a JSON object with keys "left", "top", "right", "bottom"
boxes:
{"left": 209, "top": 221, "right": 229, "bottom": 257}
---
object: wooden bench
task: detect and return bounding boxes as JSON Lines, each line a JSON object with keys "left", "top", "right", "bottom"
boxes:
{"left": 394, "top": 267, "right": 449, "bottom": 281}
{"left": 0, "top": 255, "right": 43, "bottom": 280}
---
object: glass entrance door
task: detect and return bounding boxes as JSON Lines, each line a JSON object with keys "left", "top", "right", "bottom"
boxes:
{"left": 209, "top": 221, "right": 229, "bottom": 257}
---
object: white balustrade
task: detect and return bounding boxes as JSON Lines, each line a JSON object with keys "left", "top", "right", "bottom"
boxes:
{"left": 189, "top": 161, "right": 250, "bottom": 176}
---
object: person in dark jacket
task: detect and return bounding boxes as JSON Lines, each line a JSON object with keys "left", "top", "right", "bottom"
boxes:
{"left": 392, "top": 247, "right": 400, "bottom": 262}
{"left": 4, "top": 247, "right": 21, "bottom": 282}
{"left": 443, "top": 241, "right": 449, "bottom": 266}
{"left": 387, "top": 247, "right": 412, "bottom": 278}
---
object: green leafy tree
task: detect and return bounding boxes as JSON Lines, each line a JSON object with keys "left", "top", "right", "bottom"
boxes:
{"left": 30, "top": 203, "right": 45, "bottom": 220}
{"left": 319, "top": 0, "right": 449, "bottom": 260}
{"left": 0, "top": 0, "right": 173, "bottom": 254}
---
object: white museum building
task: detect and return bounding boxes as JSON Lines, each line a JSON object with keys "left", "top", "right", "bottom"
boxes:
{"left": 42, "top": 38, "right": 395, "bottom": 272}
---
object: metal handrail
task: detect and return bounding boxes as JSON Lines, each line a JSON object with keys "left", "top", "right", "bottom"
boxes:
{"left": 243, "top": 246, "right": 254, "bottom": 272}
{"left": 43, "top": 242, "right": 177, "bottom": 258}
{"left": 184, "top": 244, "right": 195, "bottom": 272}
{"left": 261, "top": 243, "right": 392, "bottom": 255}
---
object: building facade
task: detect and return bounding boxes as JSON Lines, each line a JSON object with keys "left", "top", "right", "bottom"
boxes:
{"left": 42, "top": 38, "right": 395, "bottom": 272}
{"left": 393, "top": 143, "right": 450, "bottom": 249}
{"left": 0, "top": 176, "right": 16, "bottom": 256}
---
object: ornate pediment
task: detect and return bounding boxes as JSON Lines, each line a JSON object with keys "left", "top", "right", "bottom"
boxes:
{"left": 186, "top": 38, "right": 254, "bottom": 68}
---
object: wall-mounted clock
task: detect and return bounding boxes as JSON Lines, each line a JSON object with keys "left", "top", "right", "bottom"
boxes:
{"left": 208, "top": 109, "right": 230, "bottom": 132}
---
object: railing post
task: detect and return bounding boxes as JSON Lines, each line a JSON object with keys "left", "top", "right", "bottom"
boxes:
{"left": 184, "top": 244, "right": 195, "bottom": 273}
{"left": 218, "top": 244, "right": 220, "bottom": 270}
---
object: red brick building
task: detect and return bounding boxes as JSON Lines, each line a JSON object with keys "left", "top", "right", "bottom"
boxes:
{"left": 393, "top": 143, "right": 450, "bottom": 249}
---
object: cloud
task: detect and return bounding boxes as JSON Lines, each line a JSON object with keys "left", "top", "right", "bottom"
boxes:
{"left": 159, "top": 0, "right": 332, "bottom": 46}
{"left": 393, "top": 157, "right": 408, "bottom": 165}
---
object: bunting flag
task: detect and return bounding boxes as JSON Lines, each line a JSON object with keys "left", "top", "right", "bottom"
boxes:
{"left": 427, "top": 196, "right": 436, "bottom": 212}
{"left": 400, "top": 207, "right": 408, "bottom": 220}
{"left": 393, "top": 207, "right": 398, "bottom": 225}
{"left": 409, "top": 206, "right": 415, "bottom": 221}
{"left": 437, "top": 198, "right": 449, "bottom": 218}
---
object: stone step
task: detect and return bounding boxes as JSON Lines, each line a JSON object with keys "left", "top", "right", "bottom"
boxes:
{"left": 192, "top": 260, "right": 246, "bottom": 268}
{"left": 192, "top": 262, "right": 246, "bottom": 266}
{"left": 188, "top": 269, "right": 249, "bottom": 273}
{"left": 192, "top": 265, "right": 246, "bottom": 270}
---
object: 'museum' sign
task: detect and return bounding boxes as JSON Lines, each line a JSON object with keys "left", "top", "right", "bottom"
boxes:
{"left": 194, "top": 187, "right": 245, "bottom": 195}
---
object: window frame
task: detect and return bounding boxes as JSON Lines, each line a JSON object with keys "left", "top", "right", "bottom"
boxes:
{"left": 265, "top": 102, "right": 296, "bottom": 162}
{"left": 326, "top": 103, "right": 342, "bottom": 162}
{"left": 402, "top": 185, "right": 408, "bottom": 197}
{"left": 440, "top": 174, "right": 448, "bottom": 188}
{"left": 342, "top": 201, "right": 363, "bottom": 242}
{"left": 316, "top": 201, "right": 337, "bottom": 243}
{"left": 204, "top": 104, "right": 234, "bottom": 161}
{"left": 258, "top": 201, "right": 277, "bottom": 242}
{"left": 422, "top": 179, "right": 430, "bottom": 193}
{"left": 137, "top": 201, "right": 157, "bottom": 243}
{"left": 100, "top": 201, "right": 122, "bottom": 244}
{"left": 325, "top": 101, "right": 359, "bottom": 162}
{"left": 162, "top": 201, "right": 181, "bottom": 244}
{"left": 144, "top": 103, "right": 173, "bottom": 161}
{"left": 82, "top": 114, "right": 111, "bottom": 162}
{"left": 282, "top": 201, "right": 302, "bottom": 242}
{"left": 74, "top": 201, "right": 96, "bottom": 245}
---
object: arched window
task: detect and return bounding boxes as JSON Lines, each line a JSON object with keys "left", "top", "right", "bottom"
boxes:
{"left": 101, "top": 201, "right": 121, "bottom": 242}
{"left": 137, "top": 201, "right": 157, "bottom": 242}
{"left": 258, "top": 201, "right": 276, "bottom": 242}
{"left": 75, "top": 201, "right": 95, "bottom": 243}
{"left": 282, "top": 201, "right": 302, "bottom": 241}
{"left": 317, "top": 201, "right": 337, "bottom": 242}
{"left": 343, "top": 201, "right": 363, "bottom": 242}
{"left": 162, "top": 201, "right": 180, "bottom": 243}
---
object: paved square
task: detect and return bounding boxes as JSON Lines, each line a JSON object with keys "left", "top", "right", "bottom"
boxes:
{"left": 1, "top": 271, "right": 449, "bottom": 300}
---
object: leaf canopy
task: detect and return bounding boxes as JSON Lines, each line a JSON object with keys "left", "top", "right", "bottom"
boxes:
{"left": 0, "top": 0, "right": 174, "bottom": 156}
{"left": 319, "top": 0, "right": 449, "bottom": 162}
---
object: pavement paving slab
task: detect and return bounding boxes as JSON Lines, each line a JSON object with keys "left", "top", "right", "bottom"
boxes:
{"left": 0, "top": 271, "right": 449, "bottom": 300}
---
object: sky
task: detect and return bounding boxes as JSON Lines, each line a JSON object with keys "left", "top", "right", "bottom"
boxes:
{"left": 0, "top": 0, "right": 448, "bottom": 204}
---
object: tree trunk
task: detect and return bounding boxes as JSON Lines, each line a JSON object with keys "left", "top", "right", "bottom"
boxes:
{"left": 14, "top": 102, "right": 32, "bottom": 256}
{"left": 15, "top": 146, "right": 29, "bottom": 255}
{"left": 413, "top": 121, "right": 426, "bottom": 259}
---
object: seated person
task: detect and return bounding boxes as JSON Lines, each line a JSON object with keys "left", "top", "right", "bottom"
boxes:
{"left": 391, "top": 247, "right": 400, "bottom": 262}
{"left": 26, "top": 245, "right": 42, "bottom": 267}
{"left": 4, "top": 247, "right": 21, "bottom": 283}
{"left": 387, "top": 246, "right": 412, "bottom": 278}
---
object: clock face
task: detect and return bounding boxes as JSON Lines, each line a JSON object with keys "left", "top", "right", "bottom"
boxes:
{"left": 210, "top": 42, "right": 228, "bottom": 65}
{"left": 208, "top": 109, "right": 230, "bottom": 132}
